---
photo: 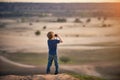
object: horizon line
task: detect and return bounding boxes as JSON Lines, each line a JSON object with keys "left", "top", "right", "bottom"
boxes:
{"left": 0, "top": 1, "right": 120, "bottom": 3}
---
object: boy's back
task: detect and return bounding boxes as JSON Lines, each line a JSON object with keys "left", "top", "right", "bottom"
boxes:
{"left": 48, "top": 39, "right": 60, "bottom": 55}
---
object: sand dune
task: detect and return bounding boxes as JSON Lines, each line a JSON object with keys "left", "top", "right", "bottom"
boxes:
{"left": 0, "top": 56, "right": 35, "bottom": 68}
{"left": 61, "top": 65, "right": 101, "bottom": 77}
{"left": 0, "top": 56, "right": 101, "bottom": 77}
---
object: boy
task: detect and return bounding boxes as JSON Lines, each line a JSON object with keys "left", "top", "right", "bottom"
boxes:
{"left": 46, "top": 31, "right": 63, "bottom": 74}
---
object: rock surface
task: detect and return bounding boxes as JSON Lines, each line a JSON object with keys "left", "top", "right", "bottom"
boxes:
{"left": 0, "top": 74, "right": 79, "bottom": 80}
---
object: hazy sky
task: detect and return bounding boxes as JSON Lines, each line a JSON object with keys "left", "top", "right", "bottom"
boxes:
{"left": 1, "top": 0, "right": 120, "bottom": 3}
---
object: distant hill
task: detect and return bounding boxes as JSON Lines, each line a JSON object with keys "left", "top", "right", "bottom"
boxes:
{"left": 0, "top": 2, "right": 120, "bottom": 17}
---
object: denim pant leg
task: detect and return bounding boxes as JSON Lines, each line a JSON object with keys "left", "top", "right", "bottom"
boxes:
{"left": 46, "top": 55, "right": 53, "bottom": 73}
{"left": 54, "top": 55, "right": 59, "bottom": 73}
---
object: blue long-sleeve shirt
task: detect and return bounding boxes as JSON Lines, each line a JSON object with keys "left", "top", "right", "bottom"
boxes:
{"left": 48, "top": 39, "right": 60, "bottom": 55}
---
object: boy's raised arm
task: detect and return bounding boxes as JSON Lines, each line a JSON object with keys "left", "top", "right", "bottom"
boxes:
{"left": 57, "top": 34, "right": 63, "bottom": 43}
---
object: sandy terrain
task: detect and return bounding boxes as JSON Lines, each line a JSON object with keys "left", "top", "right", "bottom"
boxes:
{"left": 0, "top": 17, "right": 120, "bottom": 80}
{"left": 0, "top": 17, "right": 120, "bottom": 53}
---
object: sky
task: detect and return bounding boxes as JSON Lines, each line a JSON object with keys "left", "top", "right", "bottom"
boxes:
{"left": 0, "top": 0, "right": 120, "bottom": 3}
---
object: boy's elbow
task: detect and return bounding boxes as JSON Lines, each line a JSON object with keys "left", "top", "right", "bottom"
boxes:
{"left": 60, "top": 40, "right": 63, "bottom": 43}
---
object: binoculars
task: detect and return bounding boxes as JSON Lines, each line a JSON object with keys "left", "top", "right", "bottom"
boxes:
{"left": 55, "top": 34, "right": 58, "bottom": 37}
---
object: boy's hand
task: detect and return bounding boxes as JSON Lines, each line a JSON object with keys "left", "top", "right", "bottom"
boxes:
{"left": 57, "top": 34, "right": 63, "bottom": 43}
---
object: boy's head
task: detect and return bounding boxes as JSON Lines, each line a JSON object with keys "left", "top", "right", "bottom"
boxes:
{"left": 47, "top": 31, "right": 55, "bottom": 40}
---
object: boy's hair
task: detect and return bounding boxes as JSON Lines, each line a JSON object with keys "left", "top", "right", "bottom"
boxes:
{"left": 47, "top": 31, "right": 54, "bottom": 39}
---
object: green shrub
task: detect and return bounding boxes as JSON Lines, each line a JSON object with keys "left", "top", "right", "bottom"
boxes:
{"left": 43, "top": 26, "right": 47, "bottom": 30}
{"left": 60, "top": 56, "right": 70, "bottom": 63}
{"left": 102, "top": 24, "right": 107, "bottom": 27}
{"left": 35, "top": 30, "right": 41, "bottom": 36}
{"left": 21, "top": 17, "right": 26, "bottom": 23}
{"left": 86, "top": 18, "right": 91, "bottom": 23}
{"left": 57, "top": 18, "right": 67, "bottom": 22}
{"left": 74, "top": 18, "right": 82, "bottom": 23}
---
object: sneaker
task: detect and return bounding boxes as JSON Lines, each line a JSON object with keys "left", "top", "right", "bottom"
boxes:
{"left": 54, "top": 72, "right": 58, "bottom": 75}
{"left": 46, "top": 71, "right": 50, "bottom": 74}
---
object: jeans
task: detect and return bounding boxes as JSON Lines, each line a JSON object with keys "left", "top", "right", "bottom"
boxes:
{"left": 46, "top": 54, "right": 59, "bottom": 74}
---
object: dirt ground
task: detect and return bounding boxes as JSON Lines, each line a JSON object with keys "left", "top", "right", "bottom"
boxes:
{"left": 0, "top": 17, "right": 120, "bottom": 80}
